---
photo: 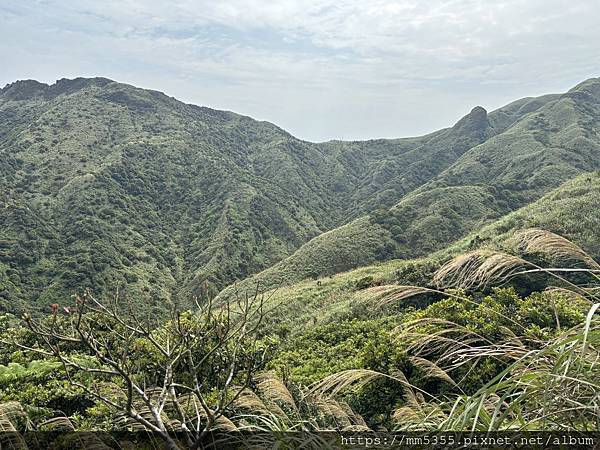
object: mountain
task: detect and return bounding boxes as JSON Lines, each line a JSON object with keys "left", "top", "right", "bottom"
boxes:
{"left": 0, "top": 77, "right": 596, "bottom": 313}
{"left": 224, "top": 79, "right": 600, "bottom": 296}
{"left": 249, "top": 171, "right": 600, "bottom": 338}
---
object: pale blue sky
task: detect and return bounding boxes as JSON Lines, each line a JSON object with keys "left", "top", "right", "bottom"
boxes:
{"left": 1, "top": 0, "right": 599, "bottom": 141}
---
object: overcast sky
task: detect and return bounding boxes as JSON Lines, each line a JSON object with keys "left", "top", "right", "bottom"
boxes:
{"left": 1, "top": 1, "right": 599, "bottom": 141}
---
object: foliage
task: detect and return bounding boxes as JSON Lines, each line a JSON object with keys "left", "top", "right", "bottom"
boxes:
{"left": 1, "top": 75, "right": 600, "bottom": 441}
{"left": 307, "top": 230, "right": 599, "bottom": 431}
{"left": 4, "top": 77, "right": 597, "bottom": 315}
{"left": 267, "top": 318, "right": 400, "bottom": 386}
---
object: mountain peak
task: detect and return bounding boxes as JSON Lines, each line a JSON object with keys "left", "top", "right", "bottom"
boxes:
{"left": 468, "top": 105, "right": 488, "bottom": 120}
{"left": 0, "top": 79, "right": 48, "bottom": 100}
{"left": 452, "top": 105, "right": 489, "bottom": 135}
{"left": 1, "top": 77, "right": 114, "bottom": 100}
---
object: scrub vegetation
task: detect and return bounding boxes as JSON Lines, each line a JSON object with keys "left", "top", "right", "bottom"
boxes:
{"left": 0, "top": 77, "right": 598, "bottom": 447}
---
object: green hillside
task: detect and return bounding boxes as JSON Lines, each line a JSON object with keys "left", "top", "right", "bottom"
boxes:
{"left": 0, "top": 78, "right": 598, "bottom": 440}
{"left": 251, "top": 171, "right": 600, "bottom": 338}
{"left": 0, "top": 77, "right": 594, "bottom": 314}
{"left": 226, "top": 79, "right": 600, "bottom": 296}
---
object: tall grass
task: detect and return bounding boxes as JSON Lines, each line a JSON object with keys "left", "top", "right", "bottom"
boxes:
{"left": 310, "top": 228, "right": 599, "bottom": 431}
{"left": 393, "top": 308, "right": 599, "bottom": 431}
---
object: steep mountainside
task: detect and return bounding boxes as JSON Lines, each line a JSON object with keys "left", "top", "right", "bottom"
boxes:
{"left": 1, "top": 77, "right": 541, "bottom": 313}
{"left": 246, "top": 172, "right": 600, "bottom": 337}
{"left": 226, "top": 79, "right": 600, "bottom": 296}
{"left": 0, "top": 77, "right": 592, "bottom": 313}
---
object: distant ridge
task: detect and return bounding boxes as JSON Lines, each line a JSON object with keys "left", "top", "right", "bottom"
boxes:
{"left": 0, "top": 77, "right": 597, "bottom": 313}
{"left": 223, "top": 78, "right": 600, "bottom": 296}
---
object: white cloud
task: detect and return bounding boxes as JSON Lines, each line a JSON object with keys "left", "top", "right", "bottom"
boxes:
{"left": 1, "top": 0, "right": 599, "bottom": 141}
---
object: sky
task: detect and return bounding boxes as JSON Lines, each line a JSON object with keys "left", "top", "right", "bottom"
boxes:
{"left": 1, "top": 1, "right": 599, "bottom": 142}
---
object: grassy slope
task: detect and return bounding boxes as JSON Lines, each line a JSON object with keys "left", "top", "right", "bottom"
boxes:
{"left": 0, "top": 78, "right": 515, "bottom": 313}
{"left": 0, "top": 77, "right": 579, "bottom": 314}
{"left": 253, "top": 172, "right": 600, "bottom": 338}
{"left": 224, "top": 79, "right": 600, "bottom": 297}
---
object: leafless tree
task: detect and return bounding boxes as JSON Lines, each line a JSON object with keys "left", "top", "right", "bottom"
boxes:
{"left": 14, "top": 287, "right": 269, "bottom": 450}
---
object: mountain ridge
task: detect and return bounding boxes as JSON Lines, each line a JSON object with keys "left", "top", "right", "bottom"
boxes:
{"left": 0, "top": 77, "right": 597, "bottom": 313}
{"left": 222, "top": 78, "right": 600, "bottom": 297}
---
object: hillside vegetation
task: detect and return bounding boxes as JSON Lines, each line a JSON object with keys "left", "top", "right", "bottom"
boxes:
{"left": 0, "top": 77, "right": 561, "bottom": 314}
{"left": 235, "top": 172, "right": 600, "bottom": 339}
{"left": 227, "top": 79, "right": 600, "bottom": 296}
{"left": 0, "top": 77, "right": 598, "bottom": 445}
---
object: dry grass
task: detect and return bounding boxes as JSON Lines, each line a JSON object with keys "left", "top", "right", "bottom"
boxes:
{"left": 233, "top": 389, "right": 271, "bottom": 415}
{"left": 543, "top": 286, "right": 592, "bottom": 303}
{"left": 363, "top": 285, "right": 435, "bottom": 306}
{"left": 514, "top": 228, "right": 600, "bottom": 270}
{"left": 433, "top": 250, "right": 529, "bottom": 290}
{"left": 39, "top": 416, "right": 75, "bottom": 431}
{"left": 0, "top": 403, "right": 113, "bottom": 450}
{"left": 254, "top": 372, "right": 298, "bottom": 413}
{"left": 309, "top": 369, "right": 401, "bottom": 398}
{"left": 398, "top": 318, "right": 491, "bottom": 364}
{"left": 311, "top": 397, "right": 354, "bottom": 429}
{"left": 0, "top": 402, "right": 29, "bottom": 433}
{"left": 408, "top": 356, "right": 456, "bottom": 386}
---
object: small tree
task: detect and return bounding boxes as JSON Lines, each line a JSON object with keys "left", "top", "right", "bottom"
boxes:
{"left": 15, "top": 288, "right": 268, "bottom": 450}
